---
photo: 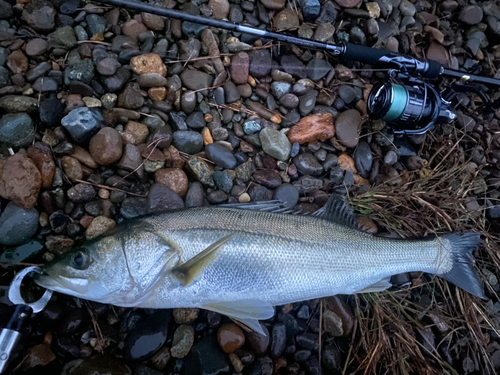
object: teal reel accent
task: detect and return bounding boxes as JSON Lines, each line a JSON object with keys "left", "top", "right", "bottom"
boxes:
{"left": 382, "top": 84, "right": 407, "bottom": 122}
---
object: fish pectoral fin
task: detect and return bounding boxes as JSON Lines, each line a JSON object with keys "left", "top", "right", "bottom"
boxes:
{"left": 203, "top": 299, "right": 274, "bottom": 335}
{"left": 172, "top": 233, "right": 234, "bottom": 286}
{"left": 355, "top": 277, "right": 392, "bottom": 293}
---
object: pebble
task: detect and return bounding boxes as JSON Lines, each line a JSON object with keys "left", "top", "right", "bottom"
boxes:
{"left": 130, "top": 53, "right": 167, "bottom": 76}
{"left": 459, "top": 5, "right": 483, "bottom": 25}
{"left": 25, "top": 38, "right": 49, "bottom": 56}
{"left": 96, "top": 57, "right": 121, "bottom": 76}
{"left": 307, "top": 59, "right": 332, "bottom": 81}
{"left": 287, "top": 113, "right": 335, "bottom": 144}
{"left": 148, "top": 183, "right": 184, "bottom": 212}
{"left": 299, "top": 90, "right": 318, "bottom": 116}
{"left": 173, "top": 308, "right": 199, "bottom": 324}
{"left": 180, "top": 69, "right": 214, "bottom": 94}
{"left": 270, "top": 323, "right": 286, "bottom": 358}
{"left": 121, "top": 197, "right": 149, "bottom": 219}
{"left": 0, "top": 113, "right": 34, "bottom": 148}
{"left": 61, "top": 356, "right": 131, "bottom": 375}
{"left": 171, "top": 325, "right": 195, "bottom": 358}
{"left": 275, "top": 7, "right": 300, "bottom": 30}
{"left": 253, "top": 170, "right": 282, "bottom": 188}
{"left": 186, "top": 112, "right": 206, "bottom": 129}
{"left": 257, "top": 128, "right": 291, "bottom": 162}
{"left": 67, "top": 183, "right": 96, "bottom": 203}
{"left": 155, "top": 168, "right": 189, "bottom": 198}
{"left": 209, "top": 0, "right": 230, "bottom": 20}
{"left": 173, "top": 130, "right": 203, "bottom": 154}
{"left": 183, "top": 336, "right": 230, "bottom": 375}
{"left": 261, "top": 0, "right": 285, "bottom": 10}
{"left": 89, "top": 127, "right": 123, "bottom": 165}
{"left": 0, "top": 153, "right": 41, "bottom": 210}
{"left": 294, "top": 153, "right": 323, "bottom": 176}
{"left": 0, "top": 95, "right": 38, "bottom": 114}
{"left": 125, "top": 310, "right": 171, "bottom": 361}
{"left": 118, "top": 83, "right": 144, "bottom": 109}
{"left": 323, "top": 296, "right": 354, "bottom": 337}
{"left": 205, "top": 143, "right": 237, "bottom": 169}
{"left": 0, "top": 202, "right": 39, "bottom": 246}
{"left": 353, "top": 142, "right": 372, "bottom": 178}
{"left": 86, "top": 216, "right": 116, "bottom": 240}
{"left": 137, "top": 73, "right": 168, "bottom": 88}
{"left": 217, "top": 323, "right": 245, "bottom": 353}
{"left": 230, "top": 52, "right": 249, "bottom": 84}
{"left": 61, "top": 107, "right": 103, "bottom": 143}
{"left": 213, "top": 171, "right": 233, "bottom": 193}
{"left": 335, "top": 109, "right": 362, "bottom": 148}
{"left": 185, "top": 182, "right": 205, "bottom": 208}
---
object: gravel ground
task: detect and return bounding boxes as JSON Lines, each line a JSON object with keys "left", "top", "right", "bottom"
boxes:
{"left": 1, "top": 0, "right": 500, "bottom": 373}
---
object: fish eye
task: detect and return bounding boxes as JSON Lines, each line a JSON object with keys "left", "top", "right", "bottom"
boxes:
{"left": 71, "top": 251, "right": 91, "bottom": 270}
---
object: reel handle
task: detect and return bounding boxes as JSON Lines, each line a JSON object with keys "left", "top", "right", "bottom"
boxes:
{"left": 0, "top": 305, "right": 33, "bottom": 374}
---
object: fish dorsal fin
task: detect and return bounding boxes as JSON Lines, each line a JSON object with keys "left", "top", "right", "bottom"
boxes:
{"left": 313, "top": 194, "right": 359, "bottom": 230}
{"left": 172, "top": 233, "right": 234, "bottom": 286}
{"left": 354, "top": 277, "right": 392, "bottom": 294}
{"left": 217, "top": 200, "right": 291, "bottom": 213}
{"left": 203, "top": 299, "right": 274, "bottom": 336}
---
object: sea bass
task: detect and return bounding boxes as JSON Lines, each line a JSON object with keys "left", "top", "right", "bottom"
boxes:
{"left": 35, "top": 197, "right": 486, "bottom": 334}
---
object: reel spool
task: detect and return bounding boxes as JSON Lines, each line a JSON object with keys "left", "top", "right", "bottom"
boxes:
{"left": 367, "top": 81, "right": 456, "bottom": 134}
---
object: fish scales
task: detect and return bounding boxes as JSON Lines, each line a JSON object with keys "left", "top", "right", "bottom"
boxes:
{"left": 135, "top": 207, "right": 451, "bottom": 307}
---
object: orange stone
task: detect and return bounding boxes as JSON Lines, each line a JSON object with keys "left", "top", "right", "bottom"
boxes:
{"left": 155, "top": 168, "right": 189, "bottom": 197}
{"left": 356, "top": 215, "right": 377, "bottom": 234}
{"left": 148, "top": 87, "right": 167, "bottom": 101}
{"left": 27, "top": 145, "right": 55, "bottom": 188}
{"left": 0, "top": 153, "right": 41, "bottom": 209}
{"left": 130, "top": 53, "right": 167, "bottom": 76}
{"left": 287, "top": 113, "right": 335, "bottom": 144}
{"left": 217, "top": 323, "right": 245, "bottom": 353}
{"left": 337, "top": 153, "right": 357, "bottom": 173}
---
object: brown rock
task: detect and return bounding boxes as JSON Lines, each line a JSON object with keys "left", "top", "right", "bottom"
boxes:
{"left": 274, "top": 8, "right": 300, "bottom": 30}
{"left": 201, "top": 29, "right": 224, "bottom": 73}
{"left": 27, "top": 145, "right": 55, "bottom": 188}
{"left": 148, "top": 87, "right": 167, "bottom": 101}
{"left": 130, "top": 53, "right": 167, "bottom": 76}
{"left": 61, "top": 156, "right": 83, "bottom": 181}
{"left": 89, "top": 127, "right": 123, "bottom": 165}
{"left": 71, "top": 145, "right": 98, "bottom": 169}
{"left": 335, "top": 0, "right": 361, "bottom": 7}
{"left": 7, "top": 50, "right": 29, "bottom": 74}
{"left": 337, "top": 153, "right": 357, "bottom": 173}
{"left": 217, "top": 323, "right": 245, "bottom": 353}
{"left": 323, "top": 296, "right": 354, "bottom": 337}
{"left": 117, "top": 82, "right": 144, "bottom": 109}
{"left": 140, "top": 144, "right": 166, "bottom": 161}
{"left": 86, "top": 216, "right": 116, "bottom": 240}
{"left": 173, "top": 308, "right": 199, "bottom": 324}
{"left": 122, "top": 19, "right": 148, "bottom": 39}
{"left": 141, "top": 12, "right": 165, "bottom": 31}
{"left": 356, "top": 215, "right": 377, "bottom": 234}
{"left": 230, "top": 52, "right": 249, "bottom": 84}
{"left": 426, "top": 42, "right": 450, "bottom": 67}
{"left": 202, "top": 127, "right": 213, "bottom": 145}
{"left": 424, "top": 25, "right": 444, "bottom": 44}
{"left": 21, "top": 344, "right": 56, "bottom": 371}
{"left": 124, "top": 121, "right": 149, "bottom": 145}
{"left": 261, "top": 0, "right": 285, "bottom": 10}
{"left": 118, "top": 143, "right": 144, "bottom": 179}
{"left": 287, "top": 113, "right": 335, "bottom": 144}
{"left": 0, "top": 153, "right": 42, "bottom": 209}
{"left": 335, "top": 109, "right": 361, "bottom": 148}
{"left": 155, "top": 168, "right": 189, "bottom": 197}
{"left": 209, "top": 0, "right": 230, "bottom": 20}
{"left": 163, "top": 146, "right": 185, "bottom": 168}
{"left": 25, "top": 38, "right": 48, "bottom": 56}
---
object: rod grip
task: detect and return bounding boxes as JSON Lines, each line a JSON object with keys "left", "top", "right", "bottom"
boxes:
{"left": 342, "top": 42, "right": 391, "bottom": 65}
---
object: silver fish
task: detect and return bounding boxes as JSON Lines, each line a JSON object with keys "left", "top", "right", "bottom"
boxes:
{"left": 35, "top": 197, "right": 485, "bottom": 334}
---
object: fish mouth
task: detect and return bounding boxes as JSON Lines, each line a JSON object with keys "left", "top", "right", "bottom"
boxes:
{"left": 35, "top": 271, "right": 89, "bottom": 296}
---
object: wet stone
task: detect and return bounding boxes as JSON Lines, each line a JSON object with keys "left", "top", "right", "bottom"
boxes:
{"left": 89, "top": 127, "right": 123, "bottom": 165}
{"left": 171, "top": 325, "right": 195, "bottom": 359}
{"left": 271, "top": 81, "right": 291, "bottom": 98}
{"left": 217, "top": 323, "right": 245, "bottom": 354}
{"left": 148, "top": 183, "right": 184, "bottom": 212}
{"left": 125, "top": 310, "right": 171, "bottom": 361}
{"left": 155, "top": 168, "right": 188, "bottom": 198}
{"left": 0, "top": 202, "right": 39, "bottom": 246}
{"left": 173, "top": 130, "right": 203, "bottom": 154}
{"left": 0, "top": 239, "right": 44, "bottom": 266}
{"left": 205, "top": 143, "right": 237, "bottom": 169}
{"left": 180, "top": 69, "right": 214, "bottom": 94}
{"left": 174, "top": 308, "right": 199, "bottom": 324}
{"left": 353, "top": 142, "right": 372, "bottom": 178}
{"left": 61, "top": 107, "right": 103, "bottom": 143}
{"left": 0, "top": 113, "right": 34, "bottom": 148}
{"left": 182, "top": 336, "right": 230, "bottom": 375}
{"left": 299, "top": 90, "right": 318, "bottom": 116}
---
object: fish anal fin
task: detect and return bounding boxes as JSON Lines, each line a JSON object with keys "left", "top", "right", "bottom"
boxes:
{"left": 355, "top": 277, "right": 392, "bottom": 294}
{"left": 172, "top": 233, "right": 234, "bottom": 286}
{"left": 231, "top": 317, "right": 267, "bottom": 336}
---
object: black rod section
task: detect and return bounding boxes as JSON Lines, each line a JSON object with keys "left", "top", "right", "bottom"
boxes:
{"left": 91, "top": 0, "right": 500, "bottom": 86}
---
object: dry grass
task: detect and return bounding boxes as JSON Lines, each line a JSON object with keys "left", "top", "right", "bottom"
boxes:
{"left": 337, "top": 125, "right": 500, "bottom": 374}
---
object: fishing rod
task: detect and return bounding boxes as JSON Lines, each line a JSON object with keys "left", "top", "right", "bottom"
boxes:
{"left": 92, "top": 0, "right": 500, "bottom": 134}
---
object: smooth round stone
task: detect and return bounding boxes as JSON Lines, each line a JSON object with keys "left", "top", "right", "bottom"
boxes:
{"left": 384, "top": 150, "right": 398, "bottom": 165}
{"left": 212, "top": 171, "right": 233, "bottom": 193}
{"left": 271, "top": 81, "right": 291, "bottom": 99}
{"left": 0, "top": 95, "right": 38, "bottom": 114}
{"left": 0, "top": 112, "right": 34, "bottom": 147}
{"left": 207, "top": 190, "right": 228, "bottom": 204}
{"left": 171, "top": 325, "right": 195, "bottom": 359}
{"left": 335, "top": 109, "right": 361, "bottom": 148}
{"left": 173, "top": 130, "right": 203, "bottom": 154}
{"left": 186, "top": 112, "right": 205, "bottom": 129}
{"left": 205, "top": 143, "right": 237, "bottom": 169}
{"left": 299, "top": 90, "right": 318, "bottom": 116}
{"left": 67, "top": 183, "right": 97, "bottom": 203}
{"left": 253, "top": 170, "right": 282, "bottom": 189}
{"left": 89, "top": 127, "right": 123, "bottom": 165}
{"left": 33, "top": 77, "right": 58, "bottom": 92}
{"left": 155, "top": 168, "right": 189, "bottom": 198}
{"left": 224, "top": 81, "right": 241, "bottom": 103}
{"left": 293, "top": 153, "right": 323, "bottom": 176}
{"left": 459, "top": 5, "right": 483, "bottom": 25}
{"left": 270, "top": 323, "right": 286, "bottom": 358}
{"left": 183, "top": 336, "right": 230, "bottom": 375}
{"left": 125, "top": 310, "right": 171, "bottom": 361}
{"left": 185, "top": 182, "right": 204, "bottom": 208}
{"left": 273, "top": 184, "right": 299, "bottom": 209}
{"left": 181, "top": 91, "right": 196, "bottom": 114}
{"left": 25, "top": 38, "right": 48, "bottom": 56}
{"left": 137, "top": 72, "right": 168, "bottom": 88}
{"left": 259, "top": 128, "right": 291, "bottom": 162}
{"left": 353, "top": 142, "right": 372, "bottom": 178}
{"left": 0, "top": 202, "right": 39, "bottom": 246}
{"left": 306, "top": 59, "right": 332, "bottom": 81}
{"left": 96, "top": 57, "right": 121, "bottom": 76}
{"left": 217, "top": 323, "right": 245, "bottom": 354}
{"left": 279, "top": 93, "right": 299, "bottom": 109}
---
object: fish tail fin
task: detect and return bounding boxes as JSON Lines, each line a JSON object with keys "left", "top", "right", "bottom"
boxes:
{"left": 437, "top": 232, "right": 487, "bottom": 300}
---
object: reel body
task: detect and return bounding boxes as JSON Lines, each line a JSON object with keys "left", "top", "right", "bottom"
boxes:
{"left": 366, "top": 79, "right": 456, "bottom": 134}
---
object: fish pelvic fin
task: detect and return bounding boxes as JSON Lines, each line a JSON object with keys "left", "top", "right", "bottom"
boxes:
{"left": 203, "top": 299, "right": 274, "bottom": 336}
{"left": 172, "top": 233, "right": 234, "bottom": 286}
{"left": 354, "top": 277, "right": 392, "bottom": 294}
{"left": 437, "top": 232, "right": 487, "bottom": 300}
